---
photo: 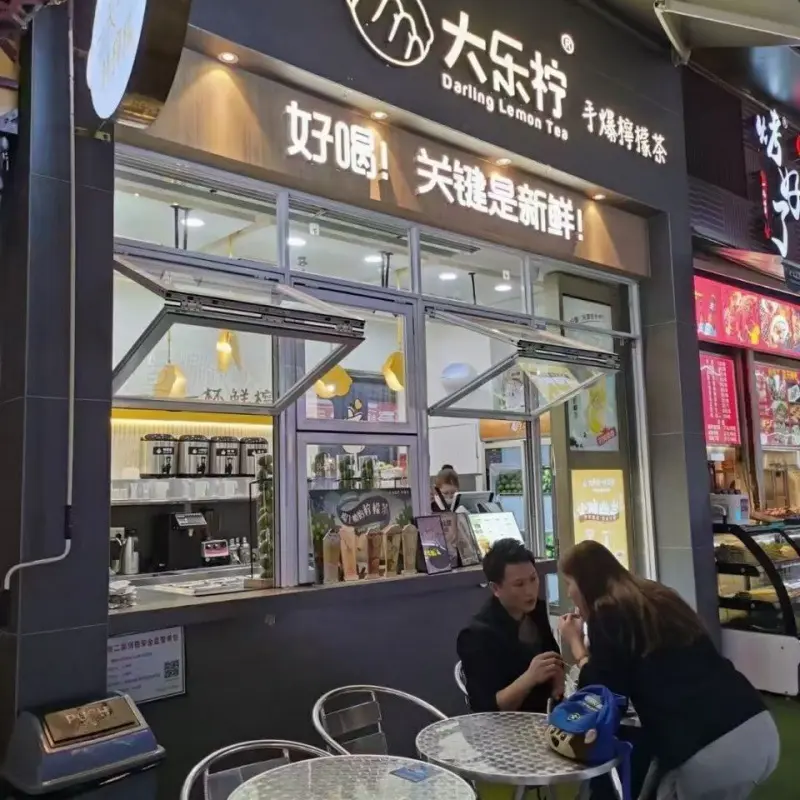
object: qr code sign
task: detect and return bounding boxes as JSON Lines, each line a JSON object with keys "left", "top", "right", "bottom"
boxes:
{"left": 163, "top": 659, "right": 180, "bottom": 680}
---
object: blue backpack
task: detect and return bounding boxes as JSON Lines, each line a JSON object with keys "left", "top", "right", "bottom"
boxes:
{"left": 546, "top": 685, "right": 631, "bottom": 798}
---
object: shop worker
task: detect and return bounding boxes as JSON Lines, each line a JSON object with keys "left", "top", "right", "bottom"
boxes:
{"left": 559, "top": 541, "right": 779, "bottom": 800}
{"left": 431, "top": 464, "right": 460, "bottom": 512}
{"left": 457, "top": 538, "right": 563, "bottom": 712}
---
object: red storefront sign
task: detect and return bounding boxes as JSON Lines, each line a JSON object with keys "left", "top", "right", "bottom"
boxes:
{"left": 699, "top": 353, "right": 740, "bottom": 446}
{"left": 694, "top": 275, "right": 800, "bottom": 357}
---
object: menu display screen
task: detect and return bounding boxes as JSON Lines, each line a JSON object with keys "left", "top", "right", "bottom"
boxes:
{"left": 468, "top": 512, "right": 524, "bottom": 556}
{"left": 754, "top": 363, "right": 800, "bottom": 448}
{"left": 694, "top": 275, "right": 800, "bottom": 358}
{"left": 699, "top": 353, "right": 740, "bottom": 446}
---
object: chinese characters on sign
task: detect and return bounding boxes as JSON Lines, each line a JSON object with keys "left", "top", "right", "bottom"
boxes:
{"left": 285, "top": 100, "right": 389, "bottom": 180}
{"left": 582, "top": 101, "right": 667, "bottom": 164}
{"left": 571, "top": 469, "right": 629, "bottom": 569}
{"left": 441, "top": 11, "right": 571, "bottom": 141}
{"left": 106, "top": 627, "right": 185, "bottom": 704}
{"left": 755, "top": 109, "right": 799, "bottom": 258}
{"left": 699, "top": 353, "right": 740, "bottom": 447}
{"left": 415, "top": 147, "right": 584, "bottom": 240}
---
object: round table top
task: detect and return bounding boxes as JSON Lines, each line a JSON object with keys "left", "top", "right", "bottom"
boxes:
{"left": 228, "top": 754, "right": 476, "bottom": 800}
{"left": 416, "top": 712, "right": 619, "bottom": 787}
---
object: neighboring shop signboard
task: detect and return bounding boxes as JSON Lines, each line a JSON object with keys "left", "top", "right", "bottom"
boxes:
{"left": 699, "top": 353, "right": 740, "bottom": 447}
{"left": 107, "top": 627, "right": 185, "bottom": 704}
{"left": 571, "top": 470, "right": 629, "bottom": 568}
{"left": 754, "top": 363, "right": 800, "bottom": 448}
{"left": 695, "top": 275, "right": 800, "bottom": 358}
{"left": 753, "top": 109, "right": 799, "bottom": 259}
{"left": 562, "top": 297, "right": 619, "bottom": 451}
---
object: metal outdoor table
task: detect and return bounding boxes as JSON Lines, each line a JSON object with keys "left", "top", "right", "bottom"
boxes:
{"left": 416, "top": 713, "right": 621, "bottom": 799}
{"left": 228, "top": 754, "right": 476, "bottom": 799}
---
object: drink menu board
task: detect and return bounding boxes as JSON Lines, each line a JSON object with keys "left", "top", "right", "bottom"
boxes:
{"left": 754, "top": 363, "right": 800, "bottom": 448}
{"left": 699, "top": 353, "right": 740, "bottom": 446}
{"left": 694, "top": 275, "right": 800, "bottom": 358}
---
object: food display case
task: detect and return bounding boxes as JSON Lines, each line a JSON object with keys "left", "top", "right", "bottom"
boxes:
{"left": 714, "top": 522, "right": 800, "bottom": 695}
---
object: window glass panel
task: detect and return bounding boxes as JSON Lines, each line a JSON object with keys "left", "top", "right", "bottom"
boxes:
{"left": 421, "top": 233, "right": 524, "bottom": 311}
{"left": 289, "top": 200, "right": 410, "bottom": 289}
{"left": 305, "top": 309, "right": 408, "bottom": 424}
{"left": 116, "top": 323, "right": 273, "bottom": 408}
{"left": 115, "top": 171, "right": 278, "bottom": 264}
{"left": 305, "top": 444, "right": 412, "bottom": 584}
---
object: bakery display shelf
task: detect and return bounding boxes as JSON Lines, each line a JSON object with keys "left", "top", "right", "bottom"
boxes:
{"left": 715, "top": 562, "right": 760, "bottom": 578}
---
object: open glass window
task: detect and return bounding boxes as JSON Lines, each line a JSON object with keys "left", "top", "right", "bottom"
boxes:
{"left": 426, "top": 310, "right": 620, "bottom": 421}
{"left": 113, "top": 255, "right": 365, "bottom": 414}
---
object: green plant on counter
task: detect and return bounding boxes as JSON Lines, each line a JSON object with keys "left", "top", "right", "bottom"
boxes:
{"left": 313, "top": 452, "right": 327, "bottom": 478}
{"left": 338, "top": 456, "right": 356, "bottom": 490}
{"left": 311, "top": 512, "right": 336, "bottom": 546}
{"left": 257, "top": 454, "right": 275, "bottom": 581}
{"left": 360, "top": 459, "right": 375, "bottom": 490}
{"left": 394, "top": 504, "right": 414, "bottom": 528}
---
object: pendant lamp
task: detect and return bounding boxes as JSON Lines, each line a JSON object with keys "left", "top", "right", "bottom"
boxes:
{"left": 154, "top": 330, "right": 187, "bottom": 398}
{"left": 314, "top": 364, "right": 352, "bottom": 399}
{"left": 216, "top": 329, "right": 241, "bottom": 373}
{"left": 381, "top": 269, "right": 405, "bottom": 392}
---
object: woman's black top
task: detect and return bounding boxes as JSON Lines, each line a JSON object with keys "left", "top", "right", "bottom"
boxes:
{"left": 457, "top": 597, "right": 560, "bottom": 713}
{"left": 579, "top": 607, "right": 766, "bottom": 772}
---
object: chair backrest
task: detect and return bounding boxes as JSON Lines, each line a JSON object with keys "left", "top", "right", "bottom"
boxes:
{"left": 312, "top": 685, "right": 448, "bottom": 756}
{"left": 454, "top": 661, "right": 468, "bottom": 698}
{"left": 179, "top": 740, "right": 329, "bottom": 800}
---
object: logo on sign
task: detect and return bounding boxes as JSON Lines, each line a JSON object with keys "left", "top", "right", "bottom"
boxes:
{"left": 346, "top": 0, "right": 434, "bottom": 67}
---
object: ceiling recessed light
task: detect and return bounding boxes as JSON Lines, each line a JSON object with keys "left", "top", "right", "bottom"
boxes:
{"left": 370, "top": 110, "right": 388, "bottom": 121}
{"left": 364, "top": 254, "right": 383, "bottom": 264}
{"left": 494, "top": 283, "right": 513, "bottom": 293}
{"left": 181, "top": 217, "right": 205, "bottom": 228}
{"left": 288, "top": 236, "right": 307, "bottom": 247}
{"left": 439, "top": 272, "right": 457, "bottom": 281}
{"left": 218, "top": 52, "right": 239, "bottom": 64}
{"left": 592, "top": 193, "right": 606, "bottom": 201}
{"left": 495, "top": 157, "right": 512, "bottom": 167}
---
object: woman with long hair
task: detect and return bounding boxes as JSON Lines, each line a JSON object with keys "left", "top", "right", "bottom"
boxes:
{"left": 558, "top": 541, "right": 778, "bottom": 800}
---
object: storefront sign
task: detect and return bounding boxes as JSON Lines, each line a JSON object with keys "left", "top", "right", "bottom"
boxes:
{"left": 106, "top": 627, "right": 185, "bottom": 704}
{"left": 341, "top": 1, "right": 667, "bottom": 161}
{"left": 415, "top": 148, "right": 583, "bottom": 240}
{"left": 562, "top": 297, "right": 619, "bottom": 452}
{"left": 286, "top": 100, "right": 389, "bottom": 181}
{"left": 570, "top": 469, "right": 629, "bottom": 569}
{"left": 695, "top": 274, "right": 800, "bottom": 358}
{"left": 699, "top": 353, "right": 740, "bottom": 446}
{"left": 87, "top": 0, "right": 191, "bottom": 126}
{"left": 754, "top": 109, "right": 799, "bottom": 259}
{"left": 754, "top": 363, "right": 800, "bottom": 449}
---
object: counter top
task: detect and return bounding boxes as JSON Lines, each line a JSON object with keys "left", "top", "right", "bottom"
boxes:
{"left": 108, "top": 564, "right": 501, "bottom": 636}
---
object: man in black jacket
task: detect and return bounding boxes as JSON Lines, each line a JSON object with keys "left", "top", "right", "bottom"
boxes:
{"left": 457, "top": 538, "right": 564, "bottom": 712}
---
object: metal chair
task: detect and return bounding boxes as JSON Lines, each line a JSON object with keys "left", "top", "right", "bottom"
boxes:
{"left": 312, "top": 685, "right": 448, "bottom": 756}
{"left": 179, "top": 739, "right": 329, "bottom": 800}
{"left": 454, "top": 661, "right": 470, "bottom": 709}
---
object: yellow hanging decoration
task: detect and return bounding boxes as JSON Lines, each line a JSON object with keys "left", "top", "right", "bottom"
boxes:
{"left": 154, "top": 330, "right": 187, "bottom": 398}
{"left": 216, "top": 329, "right": 241, "bottom": 373}
{"left": 314, "top": 364, "right": 352, "bottom": 399}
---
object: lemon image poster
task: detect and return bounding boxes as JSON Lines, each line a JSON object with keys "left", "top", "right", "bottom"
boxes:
{"left": 571, "top": 469, "right": 629, "bottom": 569}
{"left": 561, "top": 297, "right": 619, "bottom": 452}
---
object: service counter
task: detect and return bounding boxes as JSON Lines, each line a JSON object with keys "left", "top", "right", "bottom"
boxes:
{"left": 109, "top": 564, "right": 557, "bottom": 799}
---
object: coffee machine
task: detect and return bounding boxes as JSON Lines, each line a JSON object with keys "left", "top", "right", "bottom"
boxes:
{"left": 153, "top": 512, "right": 211, "bottom": 571}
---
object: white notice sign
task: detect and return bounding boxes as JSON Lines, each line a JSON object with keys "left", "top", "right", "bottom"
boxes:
{"left": 107, "top": 626, "right": 185, "bottom": 704}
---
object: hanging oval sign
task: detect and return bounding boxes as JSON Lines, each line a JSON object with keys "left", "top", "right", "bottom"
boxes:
{"left": 87, "top": 0, "right": 193, "bottom": 127}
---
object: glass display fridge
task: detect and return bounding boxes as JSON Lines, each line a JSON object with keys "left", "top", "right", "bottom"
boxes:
{"left": 714, "top": 522, "right": 800, "bottom": 695}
